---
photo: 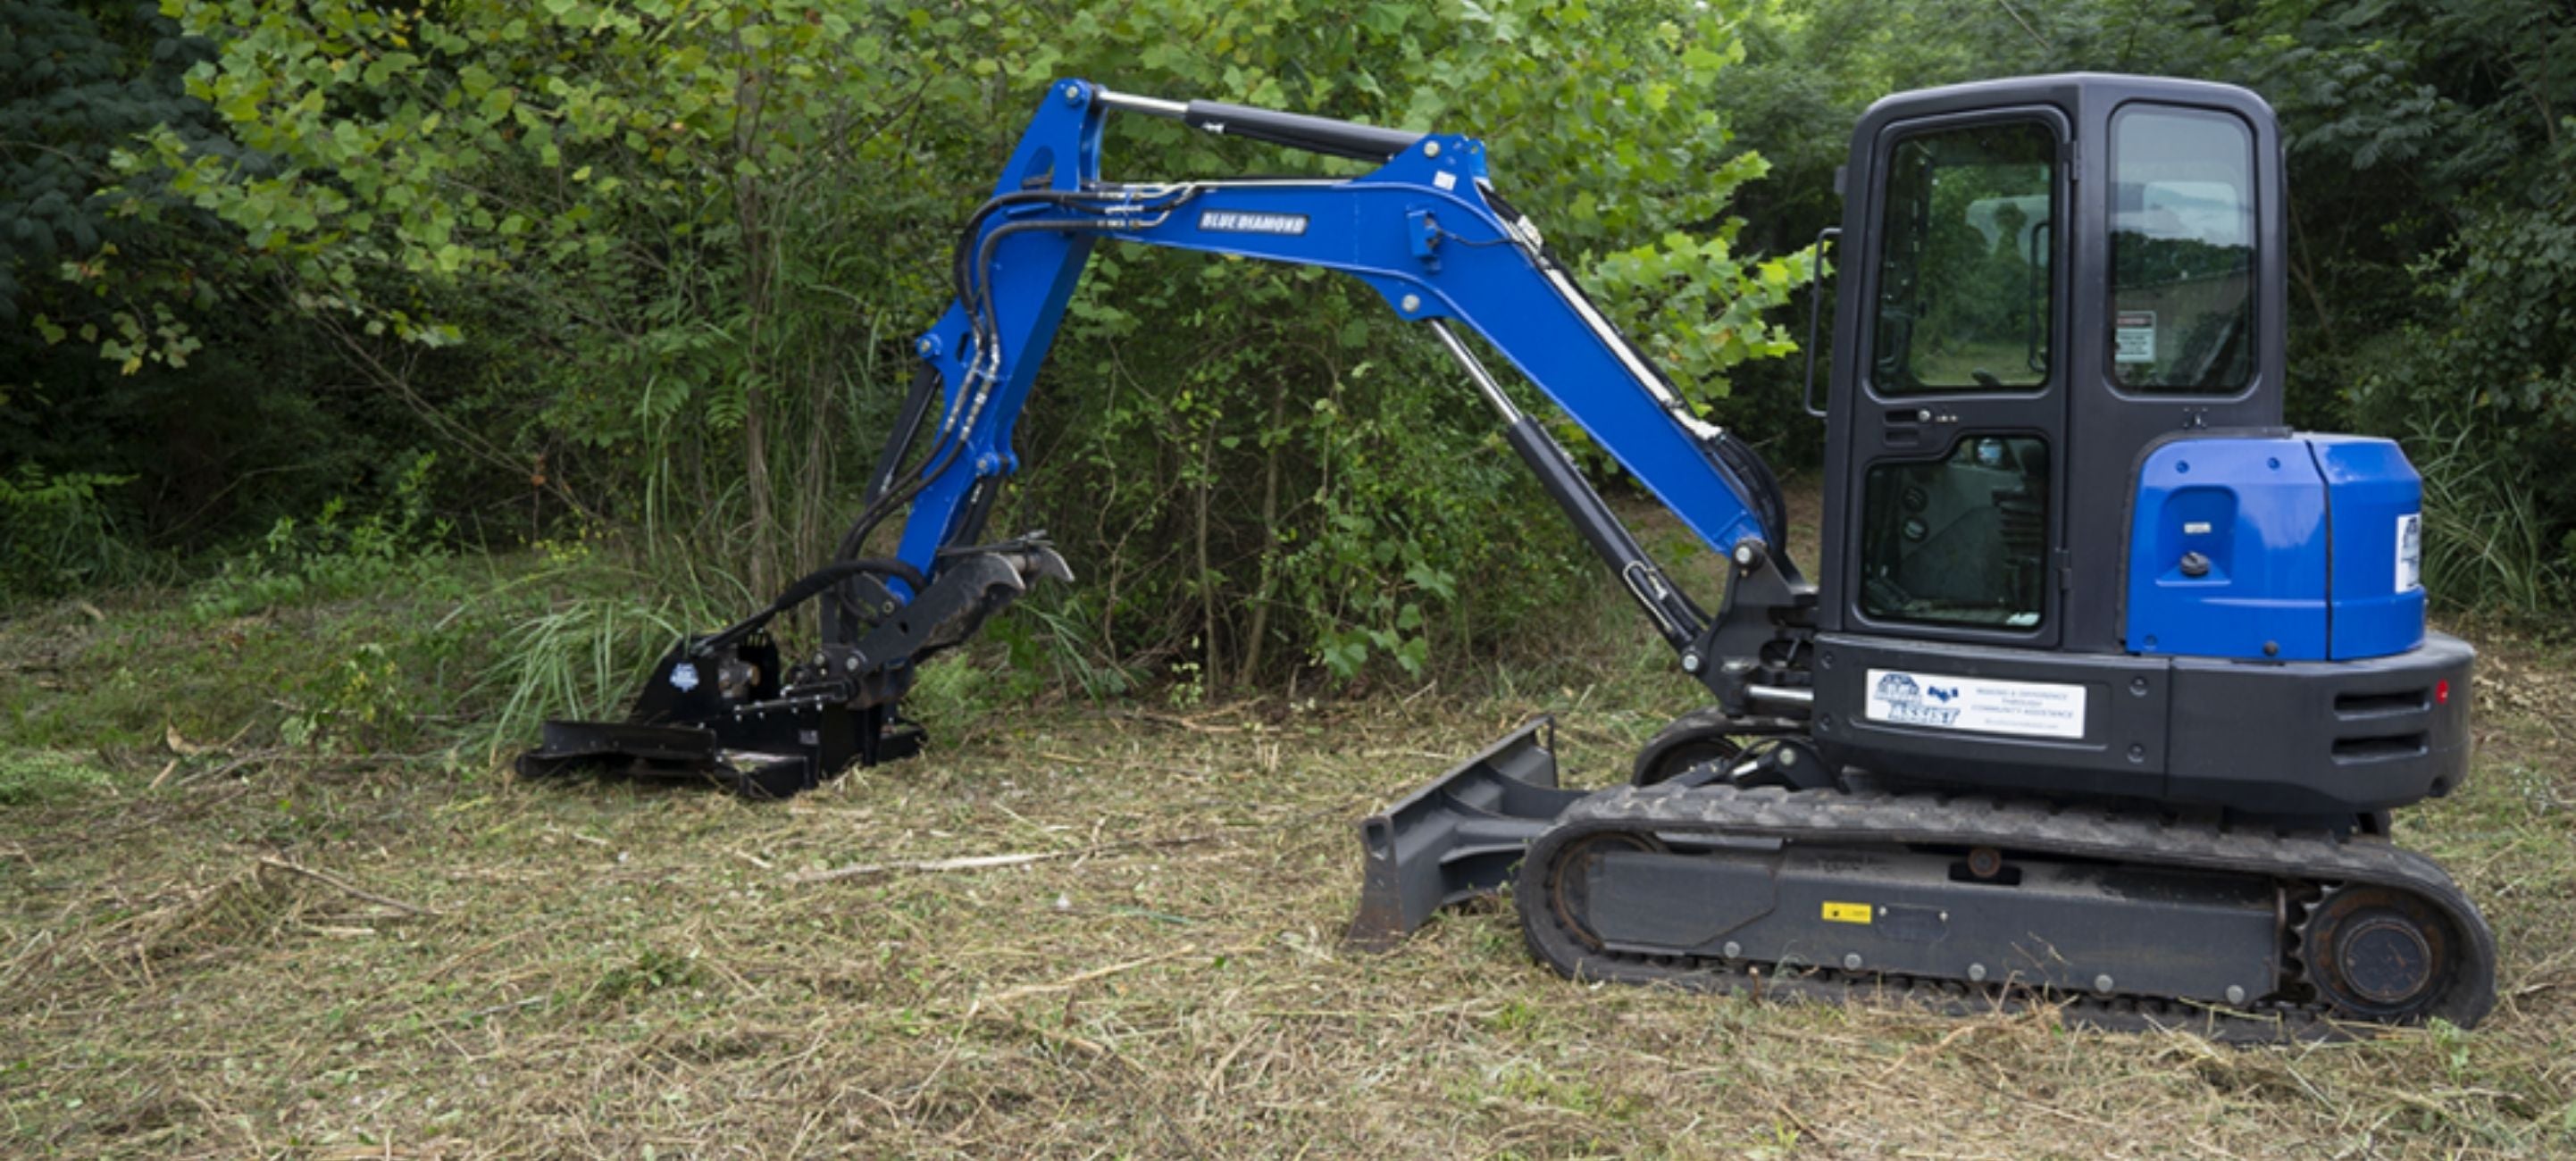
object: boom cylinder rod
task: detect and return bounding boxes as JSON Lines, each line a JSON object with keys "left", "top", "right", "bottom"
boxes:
{"left": 1427, "top": 322, "right": 1709, "bottom": 650}
{"left": 1429, "top": 318, "right": 1525, "bottom": 424}
{"left": 1093, "top": 85, "right": 1426, "bottom": 163}
{"left": 1092, "top": 88, "right": 1188, "bottom": 118}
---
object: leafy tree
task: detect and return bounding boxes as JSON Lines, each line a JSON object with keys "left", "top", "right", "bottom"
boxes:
{"left": 131, "top": 0, "right": 1811, "bottom": 686}
{"left": 0, "top": 2, "right": 344, "bottom": 586}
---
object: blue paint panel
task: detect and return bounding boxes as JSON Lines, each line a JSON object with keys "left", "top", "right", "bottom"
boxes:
{"left": 2309, "top": 435, "right": 2426, "bottom": 659}
{"left": 2127, "top": 435, "right": 2428, "bottom": 662}
{"left": 2126, "top": 439, "right": 2329, "bottom": 660}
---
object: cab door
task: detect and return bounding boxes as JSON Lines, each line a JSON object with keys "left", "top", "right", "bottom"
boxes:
{"left": 1832, "top": 109, "right": 2070, "bottom": 649}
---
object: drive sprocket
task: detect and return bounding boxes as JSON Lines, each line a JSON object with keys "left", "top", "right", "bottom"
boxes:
{"left": 2295, "top": 881, "right": 2472, "bottom": 1023}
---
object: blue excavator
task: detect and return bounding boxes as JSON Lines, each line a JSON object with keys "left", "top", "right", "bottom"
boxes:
{"left": 521, "top": 74, "right": 2496, "bottom": 1037}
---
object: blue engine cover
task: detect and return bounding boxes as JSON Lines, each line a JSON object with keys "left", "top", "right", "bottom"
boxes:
{"left": 2127, "top": 435, "right": 2425, "bottom": 662}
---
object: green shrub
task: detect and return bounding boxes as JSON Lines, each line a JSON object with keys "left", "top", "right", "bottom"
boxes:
{"left": 0, "top": 749, "right": 112, "bottom": 806}
{"left": 189, "top": 453, "right": 451, "bottom": 621}
{"left": 0, "top": 465, "right": 151, "bottom": 599}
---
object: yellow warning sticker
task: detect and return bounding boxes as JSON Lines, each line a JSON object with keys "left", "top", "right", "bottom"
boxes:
{"left": 1821, "top": 901, "right": 1873, "bottom": 925}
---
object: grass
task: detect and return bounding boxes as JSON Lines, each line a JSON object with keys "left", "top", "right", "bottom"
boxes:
{"left": 2408, "top": 405, "right": 2571, "bottom": 622}
{"left": 2, "top": 504, "right": 2572, "bottom": 1157}
{"left": 0, "top": 750, "right": 111, "bottom": 806}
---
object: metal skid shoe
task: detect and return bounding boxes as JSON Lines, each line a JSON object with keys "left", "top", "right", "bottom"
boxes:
{"left": 514, "top": 633, "right": 924, "bottom": 800}
{"left": 514, "top": 538, "right": 1070, "bottom": 800}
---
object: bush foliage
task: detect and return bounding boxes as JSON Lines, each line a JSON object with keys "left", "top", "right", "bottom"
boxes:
{"left": 2, "top": 0, "right": 1812, "bottom": 689}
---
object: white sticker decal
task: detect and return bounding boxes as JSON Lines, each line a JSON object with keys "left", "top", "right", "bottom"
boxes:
{"left": 1197, "top": 210, "right": 1309, "bottom": 236}
{"left": 2396, "top": 512, "right": 2421, "bottom": 592}
{"left": 2114, "top": 310, "right": 2157, "bottom": 363}
{"left": 1433, "top": 170, "right": 1458, "bottom": 191}
{"left": 1864, "top": 669, "right": 2087, "bottom": 740}
{"left": 670, "top": 662, "right": 700, "bottom": 692}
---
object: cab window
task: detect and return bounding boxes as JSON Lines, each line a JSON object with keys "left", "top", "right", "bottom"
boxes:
{"left": 2110, "top": 105, "right": 2255, "bottom": 393}
{"left": 1859, "top": 435, "right": 2051, "bottom": 629}
{"left": 1870, "top": 121, "right": 2056, "bottom": 394}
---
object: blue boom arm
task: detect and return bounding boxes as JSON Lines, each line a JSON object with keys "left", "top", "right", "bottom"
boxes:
{"left": 874, "top": 79, "right": 1801, "bottom": 665}
{"left": 515, "top": 78, "right": 1817, "bottom": 797}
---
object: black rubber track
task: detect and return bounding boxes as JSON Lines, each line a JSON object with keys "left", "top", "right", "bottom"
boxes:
{"left": 1516, "top": 784, "right": 2497, "bottom": 1043}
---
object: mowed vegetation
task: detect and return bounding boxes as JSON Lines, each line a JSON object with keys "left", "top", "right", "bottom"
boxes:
{"left": 4, "top": 512, "right": 2573, "bottom": 1158}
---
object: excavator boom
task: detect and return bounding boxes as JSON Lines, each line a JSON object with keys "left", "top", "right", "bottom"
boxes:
{"left": 521, "top": 77, "right": 1815, "bottom": 795}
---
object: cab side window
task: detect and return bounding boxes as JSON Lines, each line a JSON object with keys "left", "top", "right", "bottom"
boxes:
{"left": 1859, "top": 435, "right": 2052, "bottom": 629}
{"left": 2109, "top": 106, "right": 2255, "bottom": 393}
{"left": 1872, "top": 121, "right": 2056, "bottom": 394}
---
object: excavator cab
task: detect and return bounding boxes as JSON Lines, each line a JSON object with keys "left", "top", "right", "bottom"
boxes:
{"left": 1809, "top": 76, "right": 2469, "bottom": 817}
{"left": 1827, "top": 77, "right": 2272, "bottom": 659}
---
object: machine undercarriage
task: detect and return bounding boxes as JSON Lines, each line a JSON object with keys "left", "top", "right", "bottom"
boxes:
{"left": 1351, "top": 718, "right": 2494, "bottom": 1039}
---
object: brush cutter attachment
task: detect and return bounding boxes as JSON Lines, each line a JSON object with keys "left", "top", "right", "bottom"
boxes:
{"left": 1344, "top": 716, "right": 1587, "bottom": 949}
{"left": 515, "top": 536, "right": 1071, "bottom": 798}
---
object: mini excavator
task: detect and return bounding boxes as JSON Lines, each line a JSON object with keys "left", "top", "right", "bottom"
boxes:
{"left": 521, "top": 74, "right": 2497, "bottom": 1036}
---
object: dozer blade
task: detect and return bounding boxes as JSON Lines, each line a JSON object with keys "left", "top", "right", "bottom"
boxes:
{"left": 1345, "top": 715, "right": 1591, "bottom": 950}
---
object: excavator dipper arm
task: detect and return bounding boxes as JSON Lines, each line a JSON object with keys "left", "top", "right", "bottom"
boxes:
{"left": 876, "top": 79, "right": 1809, "bottom": 675}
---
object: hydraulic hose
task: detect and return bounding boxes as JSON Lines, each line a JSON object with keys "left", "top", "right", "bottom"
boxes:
{"left": 696, "top": 556, "right": 931, "bottom": 656}
{"left": 838, "top": 194, "right": 1192, "bottom": 566}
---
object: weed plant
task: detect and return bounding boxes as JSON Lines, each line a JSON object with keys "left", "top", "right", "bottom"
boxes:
{"left": 2410, "top": 405, "right": 2572, "bottom": 624}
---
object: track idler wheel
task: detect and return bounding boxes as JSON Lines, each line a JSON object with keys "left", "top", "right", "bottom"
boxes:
{"left": 1519, "top": 829, "right": 1669, "bottom": 978}
{"left": 2299, "top": 884, "right": 2471, "bottom": 1023}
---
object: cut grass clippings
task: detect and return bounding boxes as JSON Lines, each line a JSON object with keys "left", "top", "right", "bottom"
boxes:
{"left": 4, "top": 686, "right": 2572, "bottom": 1157}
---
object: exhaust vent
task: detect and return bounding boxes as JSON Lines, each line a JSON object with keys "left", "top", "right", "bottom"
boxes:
{"left": 2332, "top": 732, "right": 2429, "bottom": 763}
{"left": 2335, "top": 689, "right": 2428, "bottom": 719}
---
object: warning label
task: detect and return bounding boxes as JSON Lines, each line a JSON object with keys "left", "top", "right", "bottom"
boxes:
{"left": 2396, "top": 512, "right": 2422, "bottom": 592}
{"left": 1863, "top": 669, "right": 2087, "bottom": 741}
{"left": 2114, "top": 310, "right": 2157, "bottom": 363}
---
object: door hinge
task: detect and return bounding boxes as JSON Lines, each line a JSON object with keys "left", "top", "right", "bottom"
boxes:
{"left": 2054, "top": 547, "right": 2075, "bottom": 592}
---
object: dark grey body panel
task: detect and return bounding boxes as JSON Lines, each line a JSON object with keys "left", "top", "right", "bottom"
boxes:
{"left": 1811, "top": 630, "right": 2472, "bottom": 815}
{"left": 2166, "top": 631, "right": 2473, "bottom": 814}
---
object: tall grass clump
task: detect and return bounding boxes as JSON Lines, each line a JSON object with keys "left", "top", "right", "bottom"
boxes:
{"left": 462, "top": 542, "right": 756, "bottom": 761}
{"left": 0, "top": 467, "right": 163, "bottom": 603}
{"left": 2407, "top": 405, "right": 2570, "bottom": 622}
